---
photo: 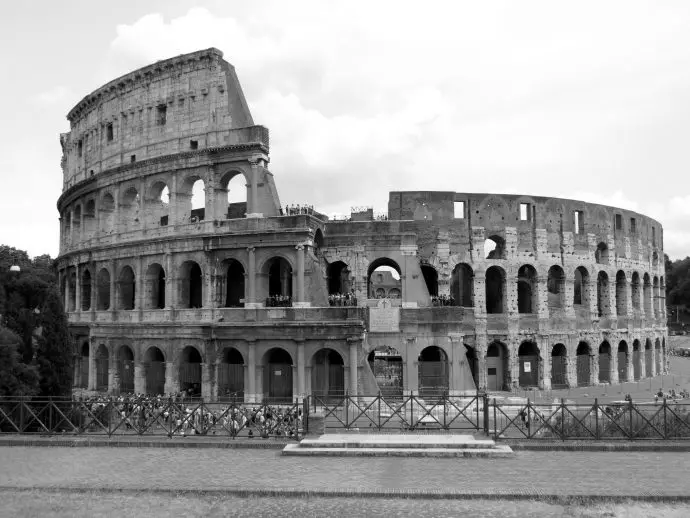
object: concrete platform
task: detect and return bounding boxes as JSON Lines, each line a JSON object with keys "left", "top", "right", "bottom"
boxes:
{"left": 282, "top": 433, "right": 513, "bottom": 457}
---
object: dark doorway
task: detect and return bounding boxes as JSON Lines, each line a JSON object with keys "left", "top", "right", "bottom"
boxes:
{"left": 225, "top": 260, "right": 245, "bottom": 307}
{"left": 264, "top": 348, "right": 293, "bottom": 402}
{"left": 311, "top": 349, "right": 345, "bottom": 402}
{"left": 179, "top": 346, "right": 202, "bottom": 396}
{"left": 144, "top": 347, "right": 166, "bottom": 395}
{"left": 367, "top": 346, "right": 403, "bottom": 398}
{"left": 418, "top": 346, "right": 449, "bottom": 399}
{"left": 551, "top": 344, "right": 567, "bottom": 388}
{"left": 218, "top": 348, "right": 244, "bottom": 401}
{"left": 518, "top": 341, "right": 539, "bottom": 387}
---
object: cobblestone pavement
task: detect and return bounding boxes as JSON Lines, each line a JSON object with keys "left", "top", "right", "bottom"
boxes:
{"left": 3, "top": 490, "right": 690, "bottom": 518}
{"left": 1, "top": 448, "right": 689, "bottom": 497}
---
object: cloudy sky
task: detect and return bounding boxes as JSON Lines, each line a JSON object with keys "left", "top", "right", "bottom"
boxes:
{"left": 1, "top": 0, "right": 689, "bottom": 260}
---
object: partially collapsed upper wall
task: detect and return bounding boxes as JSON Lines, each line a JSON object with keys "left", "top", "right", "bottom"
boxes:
{"left": 60, "top": 48, "right": 256, "bottom": 190}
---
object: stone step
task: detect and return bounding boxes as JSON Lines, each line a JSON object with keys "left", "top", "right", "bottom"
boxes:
{"left": 299, "top": 438, "right": 496, "bottom": 449}
{"left": 282, "top": 444, "right": 514, "bottom": 457}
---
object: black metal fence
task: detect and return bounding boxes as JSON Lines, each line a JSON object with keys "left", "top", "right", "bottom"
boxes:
{"left": 0, "top": 398, "right": 307, "bottom": 440}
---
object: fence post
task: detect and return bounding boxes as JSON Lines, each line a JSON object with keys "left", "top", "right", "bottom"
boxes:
{"left": 527, "top": 398, "right": 532, "bottom": 439}
{"left": 493, "top": 398, "right": 497, "bottom": 440}
{"left": 378, "top": 392, "right": 381, "bottom": 431}
{"left": 594, "top": 398, "right": 599, "bottom": 440}
{"left": 663, "top": 398, "right": 668, "bottom": 439}
{"left": 482, "top": 394, "right": 489, "bottom": 435}
{"left": 443, "top": 393, "right": 448, "bottom": 430}
{"left": 345, "top": 391, "right": 349, "bottom": 429}
{"left": 629, "top": 398, "right": 634, "bottom": 439}
{"left": 561, "top": 398, "right": 566, "bottom": 441}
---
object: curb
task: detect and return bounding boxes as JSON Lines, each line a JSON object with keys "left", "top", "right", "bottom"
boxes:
{"left": 0, "top": 438, "right": 289, "bottom": 449}
{"left": 1, "top": 486, "right": 689, "bottom": 503}
{"left": 504, "top": 442, "right": 690, "bottom": 452}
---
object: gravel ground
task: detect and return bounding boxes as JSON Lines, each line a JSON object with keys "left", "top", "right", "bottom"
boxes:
{"left": 1, "top": 447, "right": 689, "bottom": 497}
{"left": 1, "top": 490, "right": 689, "bottom": 518}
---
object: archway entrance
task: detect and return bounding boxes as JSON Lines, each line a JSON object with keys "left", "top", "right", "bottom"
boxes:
{"left": 576, "top": 342, "right": 591, "bottom": 386}
{"left": 599, "top": 342, "right": 611, "bottom": 383}
{"left": 367, "top": 346, "right": 403, "bottom": 398}
{"left": 418, "top": 346, "right": 449, "bottom": 399}
{"left": 311, "top": 349, "right": 345, "bottom": 402}
{"left": 118, "top": 266, "right": 136, "bottom": 310}
{"left": 266, "top": 257, "right": 293, "bottom": 305}
{"left": 144, "top": 347, "right": 166, "bottom": 395}
{"left": 465, "top": 345, "right": 478, "bottom": 389}
{"left": 451, "top": 263, "right": 473, "bottom": 307}
{"left": 618, "top": 341, "right": 629, "bottom": 382}
{"left": 78, "top": 342, "right": 89, "bottom": 388}
{"left": 179, "top": 346, "right": 202, "bottom": 397}
{"left": 486, "top": 342, "right": 509, "bottom": 391}
{"left": 655, "top": 339, "right": 662, "bottom": 374}
{"left": 225, "top": 260, "right": 245, "bottom": 307}
{"left": 367, "top": 258, "right": 402, "bottom": 300}
{"left": 518, "top": 342, "right": 540, "bottom": 387}
{"left": 551, "top": 344, "right": 567, "bottom": 389}
{"left": 485, "top": 266, "right": 506, "bottom": 314}
{"left": 96, "top": 344, "right": 109, "bottom": 391}
{"left": 517, "top": 265, "right": 538, "bottom": 314}
{"left": 327, "top": 261, "right": 350, "bottom": 295}
{"left": 633, "top": 340, "right": 641, "bottom": 380}
{"left": 420, "top": 264, "right": 438, "bottom": 297}
{"left": 218, "top": 348, "right": 244, "bottom": 401}
{"left": 145, "top": 263, "right": 165, "bottom": 309}
{"left": 180, "top": 262, "right": 203, "bottom": 308}
{"left": 645, "top": 339, "right": 653, "bottom": 376}
{"left": 118, "top": 346, "right": 135, "bottom": 393}
{"left": 263, "top": 348, "right": 293, "bottom": 402}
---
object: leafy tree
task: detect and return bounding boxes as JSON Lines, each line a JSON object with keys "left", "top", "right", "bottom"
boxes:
{"left": 35, "top": 290, "right": 73, "bottom": 397}
{"left": 0, "top": 328, "right": 39, "bottom": 397}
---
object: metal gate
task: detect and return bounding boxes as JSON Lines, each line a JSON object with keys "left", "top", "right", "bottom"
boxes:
{"left": 645, "top": 350, "right": 653, "bottom": 377}
{"left": 551, "top": 355, "right": 568, "bottom": 388}
{"left": 312, "top": 363, "right": 344, "bottom": 402}
{"left": 96, "top": 359, "right": 109, "bottom": 391}
{"left": 418, "top": 361, "right": 449, "bottom": 400}
{"left": 218, "top": 363, "right": 244, "bottom": 400}
{"left": 519, "top": 356, "right": 539, "bottom": 387}
{"left": 179, "top": 363, "right": 202, "bottom": 395}
{"left": 118, "top": 360, "right": 134, "bottom": 392}
{"left": 599, "top": 353, "right": 610, "bottom": 383}
{"left": 633, "top": 350, "right": 641, "bottom": 380}
{"left": 617, "top": 352, "right": 628, "bottom": 382}
{"left": 369, "top": 356, "right": 403, "bottom": 398}
{"left": 267, "top": 363, "right": 292, "bottom": 402}
{"left": 144, "top": 361, "right": 166, "bottom": 395}
{"left": 576, "top": 355, "right": 590, "bottom": 386}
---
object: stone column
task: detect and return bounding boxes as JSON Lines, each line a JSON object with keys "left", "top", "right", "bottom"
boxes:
{"left": 79, "top": 207, "right": 85, "bottom": 243}
{"left": 590, "top": 353, "right": 599, "bottom": 386}
{"left": 540, "top": 347, "right": 551, "bottom": 390}
{"left": 405, "top": 337, "right": 419, "bottom": 395}
{"left": 473, "top": 275, "right": 486, "bottom": 316}
{"left": 475, "top": 332, "right": 488, "bottom": 391}
{"left": 247, "top": 159, "right": 261, "bottom": 217}
{"left": 136, "top": 256, "right": 144, "bottom": 316}
{"left": 564, "top": 277, "right": 576, "bottom": 318}
{"left": 75, "top": 264, "right": 81, "bottom": 312}
{"left": 609, "top": 346, "right": 619, "bottom": 384}
{"left": 247, "top": 343, "right": 257, "bottom": 403}
{"left": 164, "top": 361, "right": 177, "bottom": 395}
{"left": 626, "top": 348, "right": 634, "bottom": 382}
{"left": 90, "top": 261, "right": 97, "bottom": 316}
{"left": 168, "top": 173, "right": 178, "bottom": 225}
{"left": 64, "top": 267, "right": 71, "bottom": 312}
{"left": 506, "top": 269, "right": 518, "bottom": 316}
{"left": 536, "top": 276, "right": 549, "bottom": 319}
{"left": 294, "top": 245, "right": 308, "bottom": 307}
{"left": 134, "top": 363, "right": 145, "bottom": 394}
{"left": 349, "top": 338, "right": 359, "bottom": 396}
{"left": 139, "top": 178, "right": 147, "bottom": 232}
{"left": 69, "top": 209, "right": 75, "bottom": 246}
{"left": 165, "top": 253, "right": 174, "bottom": 309}
{"left": 649, "top": 346, "right": 656, "bottom": 377}
{"left": 88, "top": 341, "right": 97, "bottom": 390}
{"left": 201, "top": 362, "right": 213, "bottom": 400}
{"left": 109, "top": 260, "right": 116, "bottom": 312}
{"left": 112, "top": 184, "right": 120, "bottom": 244}
{"left": 297, "top": 340, "right": 306, "bottom": 397}
{"left": 246, "top": 247, "right": 259, "bottom": 308}
{"left": 204, "top": 254, "right": 216, "bottom": 308}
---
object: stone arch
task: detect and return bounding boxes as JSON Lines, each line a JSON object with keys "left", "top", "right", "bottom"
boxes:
{"left": 179, "top": 175, "right": 206, "bottom": 222}
{"left": 451, "top": 263, "right": 474, "bottom": 307}
{"left": 121, "top": 186, "right": 140, "bottom": 231}
{"left": 486, "top": 266, "right": 506, "bottom": 314}
{"left": 574, "top": 266, "right": 590, "bottom": 308}
{"left": 464, "top": 344, "right": 479, "bottom": 389}
{"left": 117, "top": 345, "right": 135, "bottom": 393}
{"left": 178, "top": 260, "right": 203, "bottom": 308}
{"left": 222, "top": 259, "right": 245, "bottom": 307}
{"left": 313, "top": 229, "right": 324, "bottom": 256}
{"left": 72, "top": 204, "right": 82, "bottom": 241}
{"left": 219, "top": 170, "right": 249, "bottom": 219}
{"left": 551, "top": 343, "right": 568, "bottom": 388}
{"left": 576, "top": 341, "right": 592, "bottom": 386}
{"left": 80, "top": 268, "right": 92, "bottom": 311}
{"left": 517, "top": 264, "right": 538, "bottom": 314}
{"left": 179, "top": 345, "right": 203, "bottom": 397}
{"left": 367, "top": 257, "right": 402, "bottom": 300}
{"left": 645, "top": 338, "right": 653, "bottom": 377}
{"left": 95, "top": 344, "right": 109, "bottom": 391}
{"left": 311, "top": 348, "right": 345, "bottom": 401}
{"left": 631, "top": 272, "right": 641, "bottom": 311}
{"left": 597, "top": 271, "right": 611, "bottom": 317}
{"left": 484, "top": 234, "right": 506, "bottom": 260}
{"left": 655, "top": 338, "right": 662, "bottom": 374}
{"left": 653, "top": 276, "right": 660, "bottom": 317}
{"left": 418, "top": 346, "right": 449, "bottom": 399}
{"left": 420, "top": 263, "right": 439, "bottom": 297}
{"left": 147, "top": 180, "right": 170, "bottom": 227}
{"left": 118, "top": 265, "right": 136, "bottom": 310}
{"left": 262, "top": 347, "right": 293, "bottom": 402}
{"left": 615, "top": 270, "right": 628, "bottom": 317}
{"left": 595, "top": 242, "right": 609, "bottom": 265}
{"left": 632, "top": 339, "right": 642, "bottom": 380}
{"left": 547, "top": 265, "right": 566, "bottom": 313}
{"left": 145, "top": 263, "right": 166, "bottom": 309}
{"left": 643, "top": 273, "right": 652, "bottom": 317}
{"left": 143, "top": 347, "right": 166, "bottom": 395}
{"left": 99, "top": 192, "right": 115, "bottom": 234}
{"left": 96, "top": 268, "right": 111, "bottom": 310}
{"left": 486, "top": 341, "right": 509, "bottom": 391}
{"left": 598, "top": 341, "right": 611, "bottom": 383}
{"left": 617, "top": 340, "right": 629, "bottom": 382}
{"left": 367, "top": 346, "right": 403, "bottom": 397}
{"left": 218, "top": 347, "right": 245, "bottom": 401}
{"left": 327, "top": 260, "right": 351, "bottom": 296}
{"left": 262, "top": 256, "right": 293, "bottom": 303}
{"left": 518, "top": 341, "right": 540, "bottom": 388}
{"left": 83, "top": 199, "right": 96, "bottom": 237}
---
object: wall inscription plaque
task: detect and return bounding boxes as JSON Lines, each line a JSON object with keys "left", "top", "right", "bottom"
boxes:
{"left": 368, "top": 299, "right": 400, "bottom": 333}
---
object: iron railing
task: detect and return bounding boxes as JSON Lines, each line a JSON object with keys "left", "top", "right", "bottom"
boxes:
{"left": 0, "top": 398, "right": 307, "bottom": 440}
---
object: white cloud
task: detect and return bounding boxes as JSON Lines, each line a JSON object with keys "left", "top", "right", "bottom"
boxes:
{"left": 33, "top": 85, "right": 72, "bottom": 105}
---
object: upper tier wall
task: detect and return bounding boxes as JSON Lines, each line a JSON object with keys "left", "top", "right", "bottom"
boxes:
{"left": 60, "top": 48, "right": 255, "bottom": 191}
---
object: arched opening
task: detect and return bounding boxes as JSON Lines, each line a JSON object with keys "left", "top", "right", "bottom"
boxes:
{"left": 218, "top": 347, "right": 244, "bottom": 401}
{"left": 598, "top": 341, "right": 611, "bottom": 383}
{"left": 367, "top": 258, "right": 402, "bottom": 300}
{"left": 551, "top": 343, "right": 568, "bottom": 388}
{"left": 547, "top": 265, "right": 566, "bottom": 312}
{"left": 99, "top": 193, "right": 115, "bottom": 234}
{"left": 327, "top": 261, "right": 351, "bottom": 296}
{"left": 631, "top": 272, "right": 641, "bottom": 311}
{"left": 313, "top": 230, "right": 324, "bottom": 257}
{"left": 595, "top": 242, "right": 609, "bottom": 265}
{"left": 615, "top": 271, "right": 628, "bottom": 316}
{"left": 311, "top": 349, "right": 345, "bottom": 402}
{"left": 225, "top": 260, "right": 245, "bottom": 307}
{"left": 121, "top": 187, "right": 140, "bottom": 231}
{"left": 418, "top": 346, "right": 449, "bottom": 399}
{"left": 451, "top": 263, "right": 473, "bottom": 307}
{"left": 517, "top": 265, "right": 538, "bottom": 314}
{"left": 486, "top": 341, "right": 509, "bottom": 391}
{"left": 573, "top": 266, "right": 589, "bottom": 308}
{"left": 221, "top": 171, "right": 248, "bottom": 219}
{"left": 96, "top": 344, "right": 109, "bottom": 391}
{"left": 118, "top": 345, "right": 135, "bottom": 393}
{"left": 81, "top": 269, "right": 92, "bottom": 311}
{"left": 72, "top": 205, "right": 82, "bottom": 242}
{"left": 633, "top": 339, "right": 642, "bottom": 380}
{"left": 484, "top": 235, "right": 506, "bottom": 259}
{"left": 421, "top": 264, "right": 438, "bottom": 297}
{"left": 179, "top": 261, "right": 203, "bottom": 308}
{"left": 143, "top": 347, "right": 166, "bottom": 395}
{"left": 263, "top": 348, "right": 293, "bottom": 402}
{"left": 145, "top": 263, "right": 166, "bottom": 309}
{"left": 653, "top": 276, "right": 660, "bottom": 317}
{"left": 597, "top": 271, "right": 610, "bottom": 317}
{"left": 388, "top": 288, "right": 401, "bottom": 298}
{"left": 655, "top": 338, "right": 662, "bottom": 374}
{"left": 179, "top": 346, "right": 202, "bottom": 397}
{"left": 518, "top": 341, "right": 540, "bottom": 387}
{"left": 83, "top": 199, "right": 96, "bottom": 238}
{"left": 367, "top": 346, "right": 403, "bottom": 398}
{"left": 265, "top": 257, "right": 293, "bottom": 306}
{"left": 617, "top": 341, "right": 629, "bottom": 382}
{"left": 78, "top": 342, "right": 89, "bottom": 388}
{"left": 576, "top": 342, "right": 591, "bottom": 386}
{"left": 643, "top": 273, "right": 652, "bottom": 317}
{"left": 148, "top": 181, "right": 170, "bottom": 227}
{"left": 189, "top": 178, "right": 206, "bottom": 222}
{"left": 63, "top": 211, "right": 71, "bottom": 246}
{"left": 96, "top": 268, "right": 111, "bottom": 310}
{"left": 118, "top": 266, "right": 136, "bottom": 310}
{"left": 464, "top": 345, "right": 479, "bottom": 389}
{"left": 485, "top": 266, "right": 506, "bottom": 314}
{"left": 68, "top": 270, "right": 76, "bottom": 311}
{"left": 645, "top": 338, "right": 653, "bottom": 376}
{"left": 652, "top": 251, "right": 659, "bottom": 268}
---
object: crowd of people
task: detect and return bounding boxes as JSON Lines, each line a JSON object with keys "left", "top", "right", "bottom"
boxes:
{"left": 70, "top": 393, "right": 304, "bottom": 438}
{"left": 328, "top": 292, "right": 358, "bottom": 307}
{"left": 431, "top": 294, "right": 456, "bottom": 307}
{"left": 284, "top": 204, "right": 315, "bottom": 216}
{"left": 654, "top": 389, "right": 690, "bottom": 402}
{"left": 265, "top": 295, "right": 292, "bottom": 307}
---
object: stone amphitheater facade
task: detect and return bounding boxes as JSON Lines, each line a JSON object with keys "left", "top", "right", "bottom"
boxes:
{"left": 57, "top": 48, "right": 668, "bottom": 401}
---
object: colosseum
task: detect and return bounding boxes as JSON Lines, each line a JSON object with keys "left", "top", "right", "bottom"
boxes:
{"left": 57, "top": 48, "right": 668, "bottom": 402}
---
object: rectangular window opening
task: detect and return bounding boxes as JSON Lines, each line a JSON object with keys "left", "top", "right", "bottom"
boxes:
{"left": 190, "top": 140, "right": 198, "bottom": 150}
{"left": 519, "top": 203, "right": 531, "bottom": 221}
{"left": 454, "top": 201, "right": 465, "bottom": 219}
{"left": 78, "top": 140, "right": 83, "bottom": 157}
{"left": 130, "top": 155, "right": 136, "bottom": 163}
{"left": 160, "top": 215, "right": 168, "bottom": 226}
{"left": 630, "top": 217, "right": 636, "bottom": 234}
{"left": 615, "top": 214, "right": 623, "bottom": 231}
{"left": 156, "top": 105, "right": 167, "bottom": 126}
{"left": 652, "top": 226, "right": 656, "bottom": 245}
{"left": 106, "top": 123, "right": 113, "bottom": 142}
{"left": 574, "top": 210, "right": 584, "bottom": 234}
